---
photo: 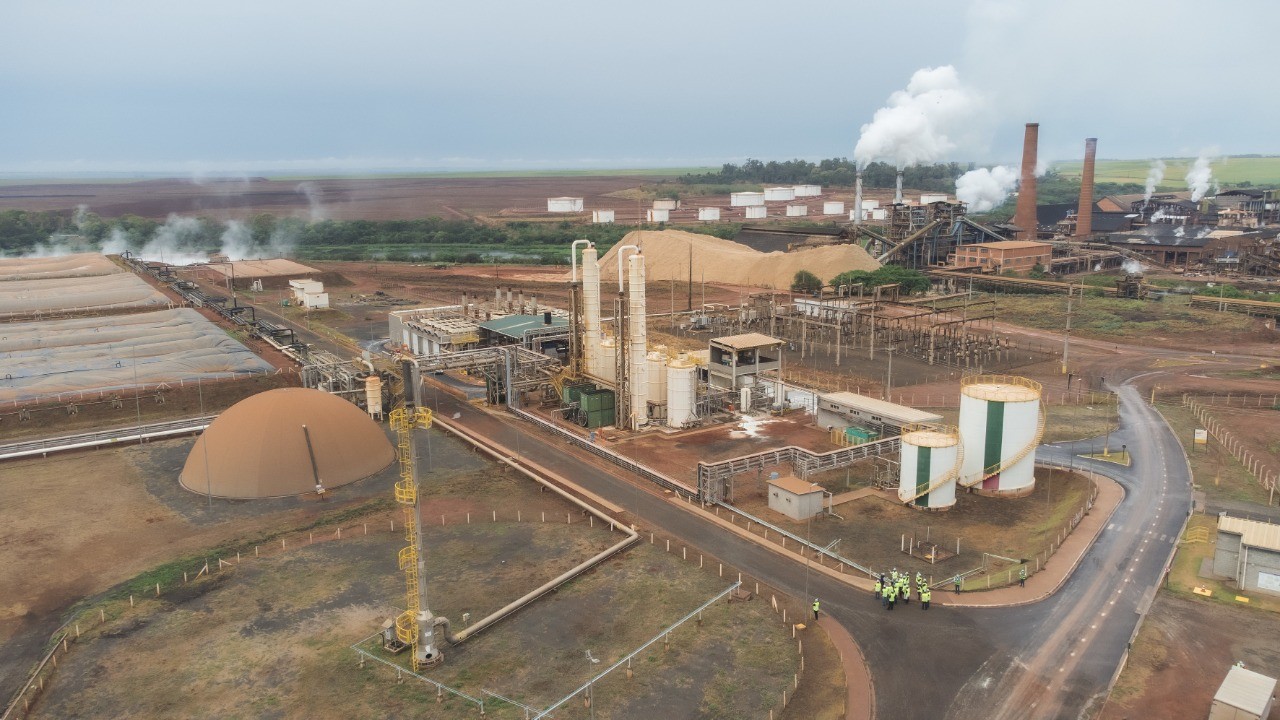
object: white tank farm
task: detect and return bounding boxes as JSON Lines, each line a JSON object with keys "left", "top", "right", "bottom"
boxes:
{"left": 958, "top": 375, "right": 1042, "bottom": 497}
{"left": 898, "top": 427, "right": 959, "bottom": 510}
{"left": 646, "top": 351, "right": 667, "bottom": 405}
{"left": 666, "top": 354, "right": 696, "bottom": 428}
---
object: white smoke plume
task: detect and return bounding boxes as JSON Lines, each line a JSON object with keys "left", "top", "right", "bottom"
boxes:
{"left": 1122, "top": 259, "right": 1145, "bottom": 274}
{"left": 218, "top": 220, "right": 257, "bottom": 261}
{"left": 73, "top": 204, "right": 90, "bottom": 230}
{"left": 1149, "top": 209, "right": 1167, "bottom": 222}
{"left": 955, "top": 165, "right": 1019, "bottom": 212}
{"left": 1144, "top": 159, "right": 1166, "bottom": 201}
{"left": 267, "top": 217, "right": 304, "bottom": 257}
{"left": 136, "top": 214, "right": 211, "bottom": 265}
{"left": 99, "top": 227, "right": 132, "bottom": 255}
{"left": 853, "top": 66, "right": 983, "bottom": 170}
{"left": 295, "top": 181, "right": 327, "bottom": 222}
{"left": 1185, "top": 151, "right": 1215, "bottom": 202}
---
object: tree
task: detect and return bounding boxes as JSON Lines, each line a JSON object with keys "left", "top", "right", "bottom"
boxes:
{"left": 1029, "top": 263, "right": 1046, "bottom": 279}
{"left": 791, "top": 269, "right": 823, "bottom": 295}
{"left": 829, "top": 266, "right": 930, "bottom": 295}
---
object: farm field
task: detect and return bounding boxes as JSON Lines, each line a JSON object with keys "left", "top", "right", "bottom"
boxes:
{"left": 1055, "top": 155, "right": 1280, "bottom": 188}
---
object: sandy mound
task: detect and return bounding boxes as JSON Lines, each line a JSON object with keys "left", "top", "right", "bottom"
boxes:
{"left": 0, "top": 252, "right": 122, "bottom": 280}
{"left": 595, "top": 230, "right": 878, "bottom": 289}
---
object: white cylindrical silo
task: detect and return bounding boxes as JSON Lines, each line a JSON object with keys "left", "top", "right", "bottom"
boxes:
{"left": 646, "top": 350, "right": 667, "bottom": 405}
{"left": 898, "top": 426, "right": 960, "bottom": 510}
{"left": 597, "top": 337, "right": 617, "bottom": 385}
{"left": 666, "top": 355, "right": 696, "bottom": 428}
{"left": 958, "top": 375, "right": 1043, "bottom": 497}
{"left": 582, "top": 245, "right": 601, "bottom": 379}
{"left": 627, "top": 253, "right": 648, "bottom": 429}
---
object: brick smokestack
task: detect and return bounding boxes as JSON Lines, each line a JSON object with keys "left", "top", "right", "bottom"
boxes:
{"left": 1075, "top": 138, "right": 1098, "bottom": 238}
{"left": 1014, "top": 123, "right": 1039, "bottom": 240}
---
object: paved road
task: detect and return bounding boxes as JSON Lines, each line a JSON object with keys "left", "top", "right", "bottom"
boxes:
{"left": 430, "top": 378, "right": 1192, "bottom": 719}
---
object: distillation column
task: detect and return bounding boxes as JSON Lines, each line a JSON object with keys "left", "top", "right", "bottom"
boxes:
{"left": 627, "top": 252, "right": 648, "bottom": 429}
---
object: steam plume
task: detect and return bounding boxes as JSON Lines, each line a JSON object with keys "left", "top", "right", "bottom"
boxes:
{"left": 1185, "top": 151, "right": 1215, "bottom": 202}
{"left": 295, "top": 181, "right": 327, "bottom": 222}
{"left": 955, "top": 165, "right": 1018, "bottom": 212}
{"left": 853, "top": 66, "right": 982, "bottom": 170}
{"left": 1143, "top": 159, "right": 1165, "bottom": 201}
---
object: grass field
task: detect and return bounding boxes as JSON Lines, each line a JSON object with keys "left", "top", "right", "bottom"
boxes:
{"left": 990, "top": 293, "right": 1259, "bottom": 346}
{"left": 1055, "top": 156, "right": 1280, "bottom": 188}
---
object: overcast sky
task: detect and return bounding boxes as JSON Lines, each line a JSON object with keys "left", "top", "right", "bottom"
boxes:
{"left": 1, "top": 0, "right": 1272, "bottom": 175}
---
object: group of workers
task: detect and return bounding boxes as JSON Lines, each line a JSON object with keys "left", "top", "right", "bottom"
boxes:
{"left": 874, "top": 569, "right": 930, "bottom": 611}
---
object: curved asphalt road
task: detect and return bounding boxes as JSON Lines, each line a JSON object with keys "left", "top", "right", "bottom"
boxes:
{"left": 431, "top": 376, "right": 1192, "bottom": 719}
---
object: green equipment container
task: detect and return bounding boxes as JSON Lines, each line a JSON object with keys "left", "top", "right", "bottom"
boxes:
{"left": 844, "top": 426, "right": 879, "bottom": 445}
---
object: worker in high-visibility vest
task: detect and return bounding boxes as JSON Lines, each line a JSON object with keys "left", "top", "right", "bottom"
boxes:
{"left": 954, "top": 575, "right": 963, "bottom": 593}
{"left": 880, "top": 581, "right": 891, "bottom": 608}
{"left": 887, "top": 582, "right": 897, "bottom": 611}
{"left": 901, "top": 581, "right": 911, "bottom": 605}
{"left": 1019, "top": 566, "right": 1027, "bottom": 588}
{"left": 921, "top": 587, "right": 932, "bottom": 610}
{"left": 873, "top": 578, "right": 882, "bottom": 603}
{"left": 812, "top": 598, "right": 820, "bottom": 620}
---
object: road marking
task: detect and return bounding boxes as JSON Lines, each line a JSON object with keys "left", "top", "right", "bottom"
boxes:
{"left": 1160, "top": 534, "right": 1167, "bottom": 542}
{"left": 1107, "top": 523, "right": 1116, "bottom": 531}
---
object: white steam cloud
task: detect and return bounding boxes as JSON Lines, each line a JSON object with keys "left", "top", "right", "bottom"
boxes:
{"left": 853, "top": 65, "right": 983, "bottom": 170}
{"left": 1122, "top": 259, "right": 1145, "bottom": 274}
{"left": 295, "top": 181, "right": 327, "bottom": 222}
{"left": 1185, "top": 151, "right": 1216, "bottom": 202}
{"left": 955, "top": 165, "right": 1019, "bottom": 212}
{"left": 136, "top": 214, "right": 210, "bottom": 265}
{"left": 1144, "top": 159, "right": 1165, "bottom": 201}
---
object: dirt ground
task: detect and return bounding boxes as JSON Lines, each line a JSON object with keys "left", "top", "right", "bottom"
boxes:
{"left": 0, "top": 426, "right": 488, "bottom": 706}
{"left": 26, "top": 511, "right": 802, "bottom": 719}
{"left": 731, "top": 469, "right": 1094, "bottom": 586}
{"left": 0, "top": 176, "right": 662, "bottom": 222}
{"left": 1102, "top": 591, "right": 1280, "bottom": 720}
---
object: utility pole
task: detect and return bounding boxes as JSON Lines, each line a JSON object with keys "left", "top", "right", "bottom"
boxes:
{"left": 687, "top": 241, "right": 693, "bottom": 311}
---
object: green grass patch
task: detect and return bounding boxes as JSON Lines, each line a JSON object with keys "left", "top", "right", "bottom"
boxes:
{"left": 1054, "top": 156, "right": 1280, "bottom": 188}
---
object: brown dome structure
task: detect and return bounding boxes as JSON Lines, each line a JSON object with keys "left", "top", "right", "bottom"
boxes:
{"left": 180, "top": 388, "right": 395, "bottom": 499}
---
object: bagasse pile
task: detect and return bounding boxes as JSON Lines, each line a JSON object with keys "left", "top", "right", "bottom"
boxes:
{"left": 596, "top": 229, "right": 878, "bottom": 288}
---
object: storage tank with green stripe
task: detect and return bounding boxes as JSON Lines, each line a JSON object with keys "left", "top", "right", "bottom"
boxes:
{"left": 959, "top": 375, "right": 1042, "bottom": 497}
{"left": 897, "top": 426, "right": 959, "bottom": 510}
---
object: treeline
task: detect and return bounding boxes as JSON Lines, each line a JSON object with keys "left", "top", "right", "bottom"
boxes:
{"left": 680, "top": 159, "right": 966, "bottom": 193}
{"left": 0, "top": 209, "right": 743, "bottom": 263}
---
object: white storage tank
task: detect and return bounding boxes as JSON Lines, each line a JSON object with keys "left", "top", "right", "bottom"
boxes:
{"left": 745, "top": 206, "right": 767, "bottom": 220}
{"left": 547, "top": 197, "right": 583, "bottom": 212}
{"left": 597, "top": 336, "right": 618, "bottom": 384}
{"left": 646, "top": 208, "right": 670, "bottom": 222}
{"left": 592, "top": 209, "right": 615, "bottom": 224}
{"left": 764, "top": 186, "right": 796, "bottom": 202}
{"left": 785, "top": 204, "right": 808, "bottom": 217}
{"left": 698, "top": 207, "right": 721, "bottom": 221}
{"left": 958, "top": 375, "right": 1042, "bottom": 496}
{"left": 646, "top": 351, "right": 668, "bottom": 405}
{"left": 793, "top": 184, "right": 822, "bottom": 197}
{"left": 898, "top": 426, "right": 960, "bottom": 510}
{"left": 823, "top": 201, "right": 845, "bottom": 215}
{"left": 666, "top": 354, "right": 696, "bottom": 428}
{"left": 730, "top": 192, "right": 765, "bottom": 207}
{"left": 653, "top": 198, "right": 678, "bottom": 211}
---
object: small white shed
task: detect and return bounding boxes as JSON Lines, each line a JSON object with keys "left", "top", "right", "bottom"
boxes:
{"left": 764, "top": 186, "right": 796, "bottom": 202}
{"left": 793, "top": 184, "right": 822, "bottom": 197}
{"left": 920, "top": 193, "right": 949, "bottom": 205}
{"left": 698, "top": 207, "right": 721, "bottom": 221}
{"left": 592, "top": 209, "right": 615, "bottom": 224}
{"left": 745, "top": 206, "right": 767, "bottom": 219}
{"left": 731, "top": 192, "right": 765, "bottom": 207}
{"left": 767, "top": 475, "right": 824, "bottom": 521}
{"left": 547, "top": 197, "right": 583, "bottom": 212}
{"left": 653, "top": 198, "right": 679, "bottom": 211}
{"left": 647, "top": 208, "right": 670, "bottom": 222}
{"left": 785, "top": 204, "right": 808, "bottom": 217}
{"left": 1210, "top": 665, "right": 1276, "bottom": 720}
{"left": 823, "top": 201, "right": 845, "bottom": 215}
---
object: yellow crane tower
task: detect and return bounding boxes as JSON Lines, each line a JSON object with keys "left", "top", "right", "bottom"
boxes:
{"left": 389, "top": 359, "right": 439, "bottom": 669}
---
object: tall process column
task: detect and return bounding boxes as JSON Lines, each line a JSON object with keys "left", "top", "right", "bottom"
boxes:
{"left": 627, "top": 252, "right": 648, "bottom": 429}
{"left": 581, "top": 243, "right": 601, "bottom": 378}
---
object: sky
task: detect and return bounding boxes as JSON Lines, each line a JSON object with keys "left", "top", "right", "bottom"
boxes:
{"left": 0, "top": 0, "right": 1273, "bottom": 175}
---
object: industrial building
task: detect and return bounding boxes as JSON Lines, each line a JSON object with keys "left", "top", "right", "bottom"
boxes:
{"left": 1214, "top": 514, "right": 1280, "bottom": 597}
{"left": 1210, "top": 665, "right": 1277, "bottom": 720}
{"left": 816, "top": 392, "right": 942, "bottom": 435}
{"left": 706, "top": 333, "right": 784, "bottom": 391}
{"left": 767, "top": 474, "right": 824, "bottom": 520}
{"left": 289, "top": 279, "right": 330, "bottom": 309}
{"left": 952, "top": 240, "right": 1052, "bottom": 274}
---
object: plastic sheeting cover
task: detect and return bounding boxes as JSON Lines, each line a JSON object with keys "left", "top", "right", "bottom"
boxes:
{"left": 0, "top": 253, "right": 123, "bottom": 280}
{"left": 0, "top": 272, "right": 170, "bottom": 317}
{"left": 0, "top": 308, "right": 275, "bottom": 403}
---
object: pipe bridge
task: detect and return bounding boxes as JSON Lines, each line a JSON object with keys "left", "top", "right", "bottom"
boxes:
{"left": 696, "top": 436, "right": 901, "bottom": 504}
